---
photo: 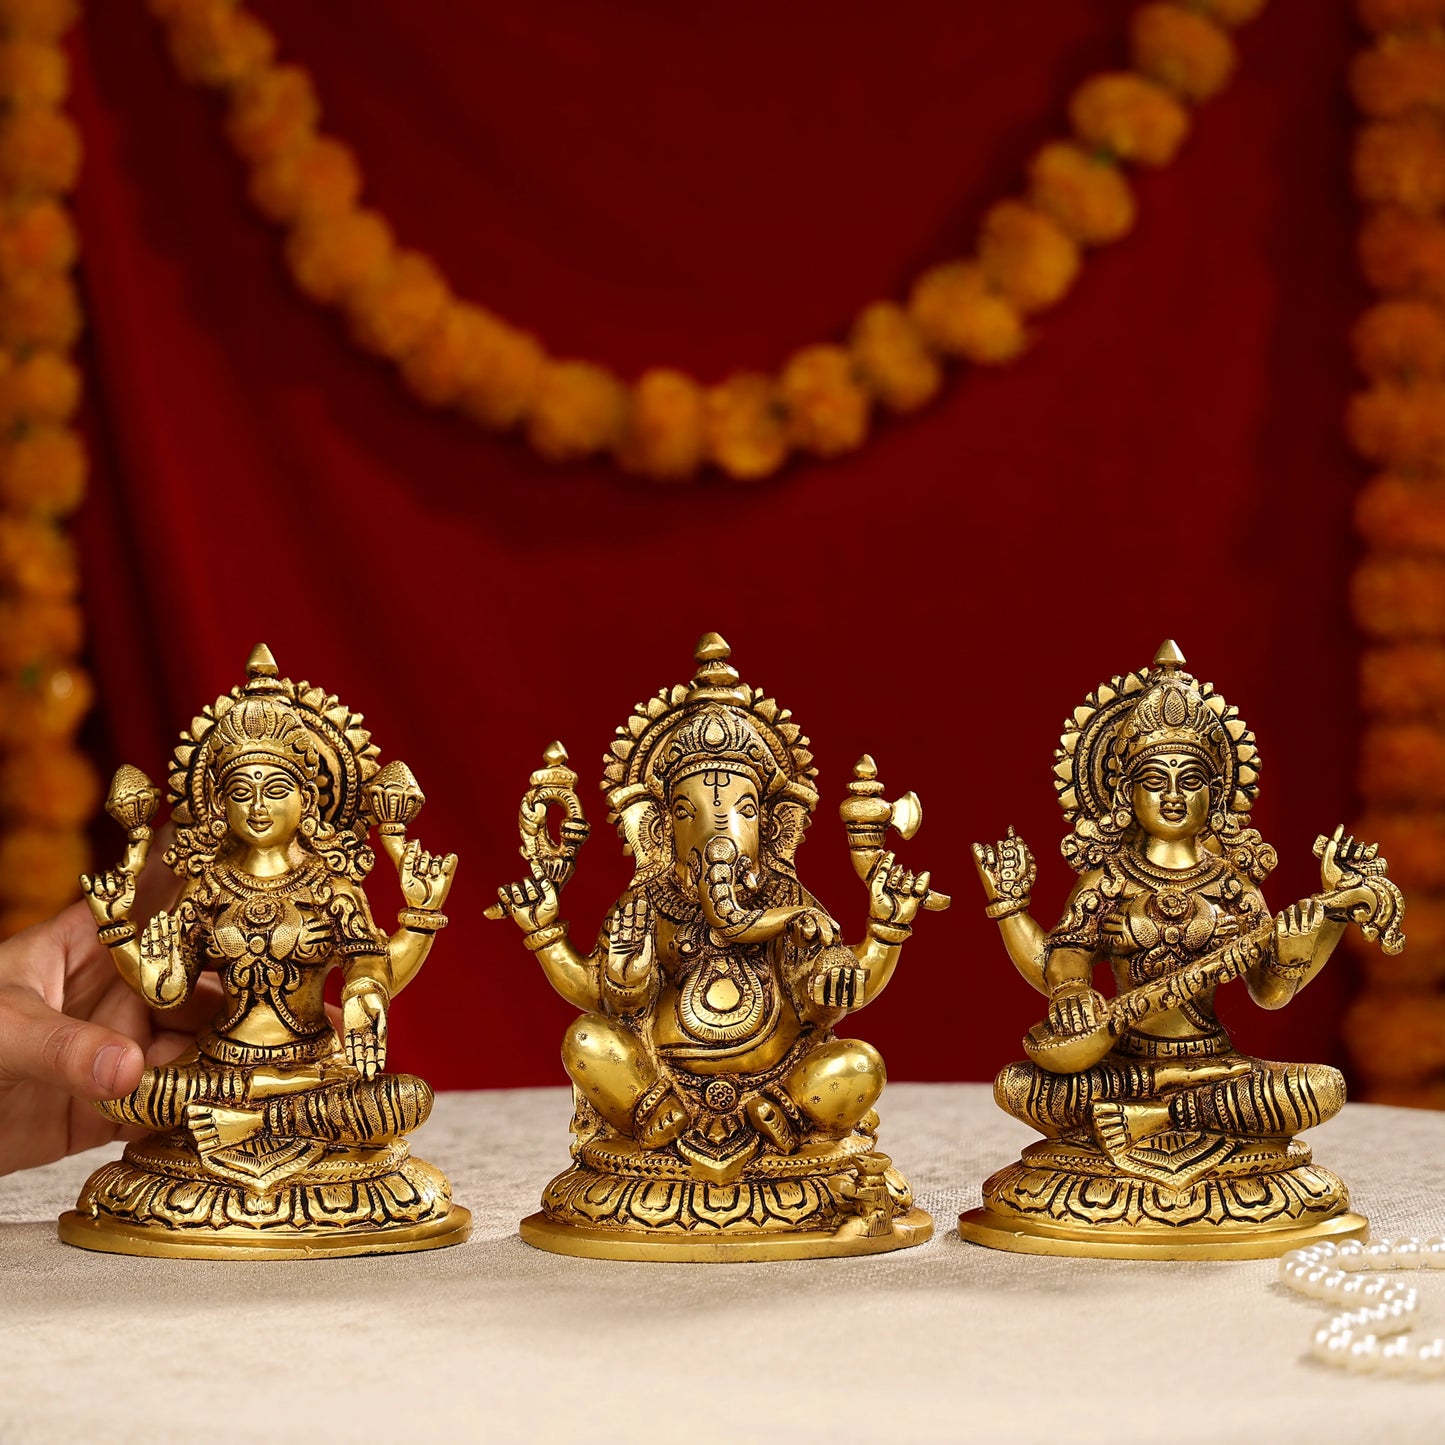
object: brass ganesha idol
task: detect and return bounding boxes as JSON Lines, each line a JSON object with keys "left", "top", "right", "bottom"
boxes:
{"left": 490, "top": 634, "right": 947, "bottom": 1260}
{"left": 58, "top": 645, "right": 467, "bottom": 1259}
{"left": 959, "top": 642, "right": 1405, "bottom": 1259}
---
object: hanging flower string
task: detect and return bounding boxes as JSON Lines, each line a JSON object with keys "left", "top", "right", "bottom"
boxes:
{"left": 0, "top": 0, "right": 97, "bottom": 938}
{"left": 1343, "top": 0, "right": 1445, "bottom": 1107}
{"left": 149, "top": 0, "right": 1267, "bottom": 483}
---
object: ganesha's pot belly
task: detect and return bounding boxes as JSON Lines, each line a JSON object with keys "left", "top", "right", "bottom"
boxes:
{"left": 651, "top": 980, "right": 801, "bottom": 1073}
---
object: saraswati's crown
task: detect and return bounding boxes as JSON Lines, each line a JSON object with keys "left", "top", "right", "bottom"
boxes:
{"left": 211, "top": 644, "right": 320, "bottom": 783}
{"left": 1116, "top": 640, "right": 1229, "bottom": 776}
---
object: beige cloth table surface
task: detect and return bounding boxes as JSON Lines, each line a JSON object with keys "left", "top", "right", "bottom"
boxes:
{"left": 3, "top": 1083, "right": 1445, "bottom": 1444}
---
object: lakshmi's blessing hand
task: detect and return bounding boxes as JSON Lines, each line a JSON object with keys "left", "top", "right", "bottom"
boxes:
{"left": 343, "top": 986, "right": 388, "bottom": 1081}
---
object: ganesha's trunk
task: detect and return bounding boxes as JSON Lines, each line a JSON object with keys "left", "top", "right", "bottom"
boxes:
{"left": 698, "top": 837, "right": 795, "bottom": 944}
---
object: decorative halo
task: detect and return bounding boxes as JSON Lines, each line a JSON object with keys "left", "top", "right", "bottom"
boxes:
{"left": 1053, "top": 642, "right": 1260, "bottom": 872}
{"left": 168, "top": 644, "right": 380, "bottom": 832}
{"left": 602, "top": 633, "right": 819, "bottom": 823}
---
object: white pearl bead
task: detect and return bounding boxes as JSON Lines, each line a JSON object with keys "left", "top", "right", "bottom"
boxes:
{"left": 1361, "top": 1278, "right": 1389, "bottom": 1301}
{"left": 1381, "top": 1338, "right": 1413, "bottom": 1376}
{"left": 1348, "top": 1336, "right": 1380, "bottom": 1371}
{"left": 1303, "top": 1266, "right": 1330, "bottom": 1297}
{"left": 1326, "top": 1332, "right": 1354, "bottom": 1361}
{"left": 1423, "top": 1237, "right": 1445, "bottom": 1269}
{"left": 1416, "top": 1340, "right": 1445, "bottom": 1377}
{"left": 1364, "top": 1240, "right": 1395, "bottom": 1267}
{"left": 1336, "top": 1239, "right": 1366, "bottom": 1270}
{"left": 1392, "top": 1238, "right": 1423, "bottom": 1269}
{"left": 1340, "top": 1277, "right": 1366, "bottom": 1298}
{"left": 1320, "top": 1270, "right": 1347, "bottom": 1296}
{"left": 1311, "top": 1326, "right": 1336, "bottom": 1359}
{"left": 1314, "top": 1241, "right": 1339, "bottom": 1258}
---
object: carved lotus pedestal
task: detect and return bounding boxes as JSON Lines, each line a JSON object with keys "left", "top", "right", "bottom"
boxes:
{"left": 958, "top": 1130, "right": 1367, "bottom": 1260}
{"left": 522, "top": 1119, "right": 932, "bottom": 1262}
{"left": 58, "top": 1132, "right": 471, "bottom": 1260}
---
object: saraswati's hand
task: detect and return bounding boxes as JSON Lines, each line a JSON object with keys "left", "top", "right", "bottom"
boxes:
{"left": 1045, "top": 983, "right": 1108, "bottom": 1038}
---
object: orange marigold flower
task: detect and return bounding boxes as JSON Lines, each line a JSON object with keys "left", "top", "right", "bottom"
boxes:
{"left": 0, "top": 663, "right": 91, "bottom": 745}
{"left": 347, "top": 250, "right": 450, "bottom": 359}
{"left": 1361, "top": 642, "right": 1445, "bottom": 716}
{"left": 1360, "top": 207, "right": 1445, "bottom": 300}
{"left": 1345, "top": 988, "right": 1445, "bottom": 1084}
{"left": 249, "top": 135, "right": 361, "bottom": 224}
{"left": 455, "top": 311, "right": 545, "bottom": 430}
{"left": 0, "top": 350, "right": 80, "bottom": 429}
{"left": 1352, "top": 554, "right": 1445, "bottom": 639}
{"left": 399, "top": 302, "right": 483, "bottom": 407}
{"left": 1193, "top": 0, "right": 1267, "bottom": 24}
{"left": 1355, "top": 118, "right": 1445, "bottom": 213}
{"left": 165, "top": 0, "right": 275, "bottom": 90}
{"left": 1027, "top": 142, "right": 1135, "bottom": 246}
{"left": 0, "top": 514, "right": 76, "bottom": 598}
{"left": 1347, "top": 382, "right": 1445, "bottom": 467}
{"left": 1130, "top": 4, "right": 1236, "bottom": 103}
{"left": 1361, "top": 722, "right": 1445, "bottom": 803}
{"left": 0, "top": 824, "right": 85, "bottom": 908}
{"left": 0, "top": 40, "right": 67, "bottom": 106}
{"left": 908, "top": 261, "right": 1025, "bottom": 363}
{"left": 704, "top": 373, "right": 789, "bottom": 482}
{"left": 285, "top": 208, "right": 395, "bottom": 306}
{"left": 525, "top": 360, "right": 628, "bottom": 464}
{"left": 613, "top": 369, "right": 706, "bottom": 482}
{"left": 0, "top": 744, "right": 98, "bottom": 827}
{"left": 1358, "top": 0, "right": 1445, "bottom": 34}
{"left": 1353, "top": 299, "right": 1445, "bottom": 380}
{"left": 778, "top": 345, "right": 871, "bottom": 458}
{"left": 0, "top": 597, "right": 81, "bottom": 670}
{"left": 1070, "top": 73, "right": 1189, "bottom": 167}
{"left": 0, "top": 108, "right": 81, "bottom": 194}
{"left": 0, "top": 199, "right": 78, "bottom": 278}
{"left": 1352, "top": 37, "right": 1445, "bottom": 120}
{"left": 0, "top": 270, "right": 80, "bottom": 350}
{"left": 0, "top": 0, "right": 78, "bottom": 42}
{"left": 226, "top": 63, "right": 320, "bottom": 163}
{"left": 849, "top": 301, "right": 941, "bottom": 414}
{"left": 1356, "top": 474, "right": 1445, "bottom": 551}
{"left": 977, "top": 199, "right": 1081, "bottom": 315}
{"left": 0, "top": 425, "right": 85, "bottom": 514}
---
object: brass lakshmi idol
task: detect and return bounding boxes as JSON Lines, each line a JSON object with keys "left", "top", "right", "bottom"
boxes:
{"left": 489, "top": 634, "right": 947, "bottom": 1260}
{"left": 57, "top": 645, "right": 468, "bottom": 1259}
{"left": 959, "top": 642, "right": 1405, "bottom": 1260}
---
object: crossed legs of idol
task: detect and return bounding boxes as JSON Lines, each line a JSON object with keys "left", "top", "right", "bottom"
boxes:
{"left": 562, "top": 1018, "right": 886, "bottom": 1155}
{"left": 994, "top": 1045, "right": 1345, "bottom": 1169}
{"left": 96, "top": 1050, "right": 435, "bottom": 1175}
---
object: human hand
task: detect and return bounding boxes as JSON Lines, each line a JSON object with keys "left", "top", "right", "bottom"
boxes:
{"left": 343, "top": 986, "right": 388, "bottom": 1080}
{"left": 0, "top": 893, "right": 221, "bottom": 1176}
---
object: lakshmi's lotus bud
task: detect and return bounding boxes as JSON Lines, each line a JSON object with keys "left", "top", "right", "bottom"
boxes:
{"left": 105, "top": 764, "right": 160, "bottom": 837}
{"left": 364, "top": 760, "right": 425, "bottom": 835}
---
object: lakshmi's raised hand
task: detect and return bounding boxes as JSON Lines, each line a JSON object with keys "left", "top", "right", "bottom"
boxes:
{"left": 397, "top": 838, "right": 457, "bottom": 912}
{"left": 80, "top": 865, "right": 137, "bottom": 927}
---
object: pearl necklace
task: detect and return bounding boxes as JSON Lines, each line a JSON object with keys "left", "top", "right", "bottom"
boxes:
{"left": 1279, "top": 1236, "right": 1445, "bottom": 1376}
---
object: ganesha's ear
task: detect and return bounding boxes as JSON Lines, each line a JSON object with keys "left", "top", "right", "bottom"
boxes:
{"left": 617, "top": 797, "right": 668, "bottom": 887}
{"left": 767, "top": 800, "right": 809, "bottom": 876}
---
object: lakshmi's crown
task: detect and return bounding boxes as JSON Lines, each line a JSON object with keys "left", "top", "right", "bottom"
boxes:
{"left": 211, "top": 644, "right": 320, "bottom": 783}
{"left": 1116, "top": 640, "right": 1229, "bottom": 776}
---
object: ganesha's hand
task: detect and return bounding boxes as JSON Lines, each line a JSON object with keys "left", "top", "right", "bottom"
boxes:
{"left": 790, "top": 908, "right": 840, "bottom": 948}
{"left": 398, "top": 838, "right": 457, "bottom": 911}
{"left": 605, "top": 895, "right": 655, "bottom": 988}
{"left": 138, "top": 910, "right": 188, "bottom": 1007}
{"left": 343, "top": 986, "right": 388, "bottom": 1081}
{"left": 809, "top": 961, "right": 868, "bottom": 1010}
{"left": 80, "top": 865, "right": 137, "bottom": 926}
{"left": 972, "top": 826, "right": 1035, "bottom": 915}
{"left": 496, "top": 873, "right": 561, "bottom": 935}
{"left": 867, "top": 850, "right": 931, "bottom": 929}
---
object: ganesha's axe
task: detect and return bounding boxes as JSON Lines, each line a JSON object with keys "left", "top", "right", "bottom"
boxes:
{"left": 483, "top": 741, "right": 590, "bottom": 920}
{"left": 839, "top": 755, "right": 950, "bottom": 912}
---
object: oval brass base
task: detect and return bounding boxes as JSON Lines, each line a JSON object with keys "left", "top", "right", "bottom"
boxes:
{"left": 57, "top": 1204, "right": 472, "bottom": 1260}
{"left": 519, "top": 1205, "right": 934, "bottom": 1262}
{"left": 956, "top": 1206, "right": 1368, "bottom": 1260}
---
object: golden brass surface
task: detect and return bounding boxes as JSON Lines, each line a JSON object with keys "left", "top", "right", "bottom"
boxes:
{"left": 966, "top": 641, "right": 1405, "bottom": 1260}
{"left": 62, "top": 645, "right": 468, "bottom": 1259}
{"left": 491, "top": 633, "right": 946, "bottom": 1261}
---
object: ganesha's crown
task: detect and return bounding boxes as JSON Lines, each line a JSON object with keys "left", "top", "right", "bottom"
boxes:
{"left": 1115, "top": 640, "right": 1230, "bottom": 777}
{"left": 603, "top": 633, "right": 819, "bottom": 817}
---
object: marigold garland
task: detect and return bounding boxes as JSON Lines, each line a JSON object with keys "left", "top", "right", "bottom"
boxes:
{"left": 1345, "top": 0, "right": 1445, "bottom": 1108}
{"left": 147, "top": 0, "right": 1270, "bottom": 483}
{"left": 0, "top": 0, "right": 95, "bottom": 939}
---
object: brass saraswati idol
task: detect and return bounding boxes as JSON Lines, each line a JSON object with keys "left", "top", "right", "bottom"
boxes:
{"left": 58, "top": 645, "right": 468, "bottom": 1259}
{"left": 959, "top": 642, "right": 1406, "bottom": 1260}
{"left": 489, "top": 634, "right": 947, "bottom": 1260}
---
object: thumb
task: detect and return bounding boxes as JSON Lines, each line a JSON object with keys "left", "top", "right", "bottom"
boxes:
{"left": 0, "top": 985, "right": 144, "bottom": 1100}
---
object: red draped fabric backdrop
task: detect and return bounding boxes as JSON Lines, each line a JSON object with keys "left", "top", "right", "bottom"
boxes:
{"left": 68, "top": 0, "right": 1363, "bottom": 1090}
